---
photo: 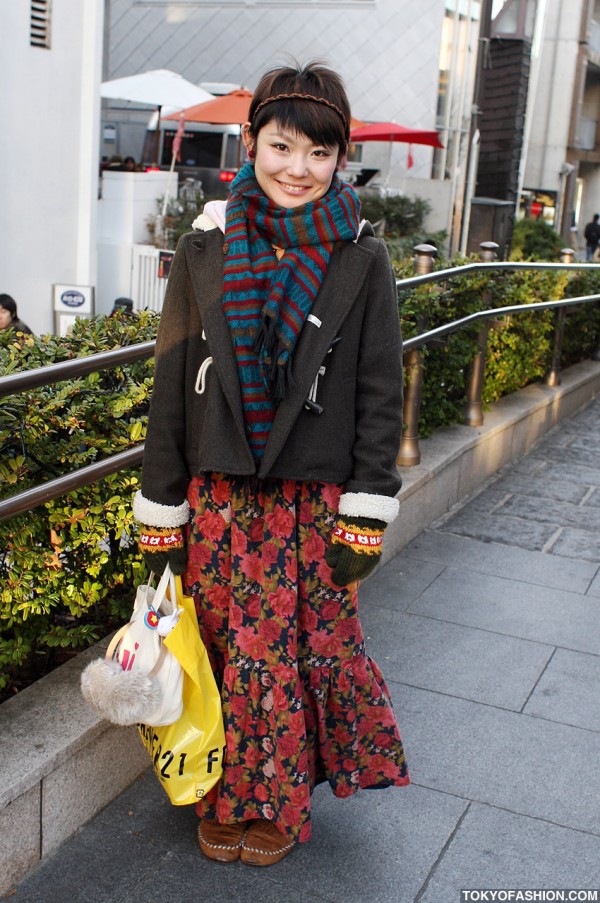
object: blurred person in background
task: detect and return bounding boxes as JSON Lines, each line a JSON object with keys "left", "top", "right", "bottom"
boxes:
{"left": 584, "top": 213, "right": 600, "bottom": 261}
{"left": 0, "top": 294, "right": 33, "bottom": 335}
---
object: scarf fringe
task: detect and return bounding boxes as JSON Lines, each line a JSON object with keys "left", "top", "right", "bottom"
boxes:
{"left": 252, "top": 315, "right": 276, "bottom": 358}
{"left": 253, "top": 315, "right": 297, "bottom": 402}
{"left": 272, "top": 355, "right": 295, "bottom": 404}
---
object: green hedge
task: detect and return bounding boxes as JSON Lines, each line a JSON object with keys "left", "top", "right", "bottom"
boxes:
{"left": 392, "top": 250, "right": 599, "bottom": 435}
{"left": 0, "top": 311, "right": 157, "bottom": 693}
{"left": 1, "top": 254, "right": 599, "bottom": 696}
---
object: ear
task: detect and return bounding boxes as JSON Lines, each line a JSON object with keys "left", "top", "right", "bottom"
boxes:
{"left": 242, "top": 122, "right": 254, "bottom": 157}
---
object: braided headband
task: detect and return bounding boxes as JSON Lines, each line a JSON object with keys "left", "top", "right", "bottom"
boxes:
{"left": 251, "top": 92, "right": 349, "bottom": 136}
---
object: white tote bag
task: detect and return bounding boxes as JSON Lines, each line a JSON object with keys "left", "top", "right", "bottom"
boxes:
{"left": 81, "top": 566, "right": 184, "bottom": 727}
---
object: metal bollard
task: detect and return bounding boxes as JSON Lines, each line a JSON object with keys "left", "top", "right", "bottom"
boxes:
{"left": 464, "top": 241, "right": 498, "bottom": 426}
{"left": 397, "top": 244, "right": 437, "bottom": 467}
{"left": 545, "top": 248, "right": 573, "bottom": 387}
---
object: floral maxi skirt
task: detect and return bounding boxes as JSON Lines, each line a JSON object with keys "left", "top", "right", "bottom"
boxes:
{"left": 184, "top": 473, "right": 409, "bottom": 844}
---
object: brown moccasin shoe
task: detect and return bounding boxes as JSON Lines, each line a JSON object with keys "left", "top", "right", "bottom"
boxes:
{"left": 197, "top": 819, "right": 247, "bottom": 863}
{"left": 240, "top": 819, "right": 296, "bottom": 867}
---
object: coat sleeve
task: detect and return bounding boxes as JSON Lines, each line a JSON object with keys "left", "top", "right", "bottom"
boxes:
{"left": 134, "top": 234, "right": 197, "bottom": 528}
{"left": 339, "top": 238, "right": 403, "bottom": 524}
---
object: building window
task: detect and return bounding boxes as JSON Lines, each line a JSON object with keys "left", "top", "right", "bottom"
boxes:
{"left": 492, "top": 0, "right": 536, "bottom": 41}
{"left": 30, "top": 0, "right": 51, "bottom": 49}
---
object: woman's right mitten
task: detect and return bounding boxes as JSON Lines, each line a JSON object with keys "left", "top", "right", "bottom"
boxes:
{"left": 133, "top": 491, "right": 190, "bottom": 575}
{"left": 138, "top": 524, "right": 187, "bottom": 575}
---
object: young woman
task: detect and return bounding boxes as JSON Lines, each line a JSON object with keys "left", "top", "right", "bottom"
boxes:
{"left": 134, "top": 62, "right": 409, "bottom": 867}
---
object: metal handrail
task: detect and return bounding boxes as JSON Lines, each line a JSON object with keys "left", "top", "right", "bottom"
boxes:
{"left": 1, "top": 260, "right": 599, "bottom": 521}
{"left": 0, "top": 446, "right": 144, "bottom": 521}
{"left": 0, "top": 341, "right": 156, "bottom": 521}
{"left": 396, "top": 246, "right": 600, "bottom": 466}
{"left": 403, "top": 293, "right": 600, "bottom": 351}
{"left": 396, "top": 259, "right": 600, "bottom": 292}
{"left": 0, "top": 339, "right": 155, "bottom": 399}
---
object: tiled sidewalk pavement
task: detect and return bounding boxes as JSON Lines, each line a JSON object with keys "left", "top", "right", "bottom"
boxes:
{"left": 6, "top": 398, "right": 600, "bottom": 903}
{"left": 431, "top": 396, "right": 600, "bottom": 564}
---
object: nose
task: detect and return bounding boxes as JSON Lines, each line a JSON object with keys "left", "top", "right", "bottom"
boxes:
{"left": 286, "top": 152, "right": 309, "bottom": 178}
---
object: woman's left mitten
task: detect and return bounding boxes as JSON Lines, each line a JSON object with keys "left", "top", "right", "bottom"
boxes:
{"left": 138, "top": 524, "right": 187, "bottom": 575}
{"left": 325, "top": 516, "right": 386, "bottom": 586}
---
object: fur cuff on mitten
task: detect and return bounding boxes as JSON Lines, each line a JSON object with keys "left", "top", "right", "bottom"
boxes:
{"left": 133, "top": 491, "right": 190, "bottom": 527}
{"left": 338, "top": 491, "right": 399, "bottom": 524}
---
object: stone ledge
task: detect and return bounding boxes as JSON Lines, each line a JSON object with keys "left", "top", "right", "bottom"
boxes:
{"left": 0, "top": 638, "right": 149, "bottom": 892}
{"left": 1, "top": 358, "right": 599, "bottom": 893}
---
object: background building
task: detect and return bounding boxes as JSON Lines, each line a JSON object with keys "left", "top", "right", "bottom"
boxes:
{"left": 7, "top": 1, "right": 597, "bottom": 334}
{"left": 523, "top": 0, "right": 600, "bottom": 247}
{"left": 0, "top": 0, "right": 104, "bottom": 335}
{"left": 467, "top": 0, "right": 600, "bottom": 255}
{"left": 104, "top": 0, "right": 481, "bottom": 233}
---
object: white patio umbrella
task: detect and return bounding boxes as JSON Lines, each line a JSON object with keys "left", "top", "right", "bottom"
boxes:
{"left": 101, "top": 68, "right": 213, "bottom": 109}
{"left": 101, "top": 69, "right": 213, "bottom": 162}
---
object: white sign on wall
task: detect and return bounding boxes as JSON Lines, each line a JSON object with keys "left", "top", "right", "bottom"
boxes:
{"left": 53, "top": 284, "right": 95, "bottom": 336}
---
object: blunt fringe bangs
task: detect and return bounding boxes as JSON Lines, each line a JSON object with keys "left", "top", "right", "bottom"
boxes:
{"left": 252, "top": 101, "right": 346, "bottom": 152}
{"left": 249, "top": 62, "right": 351, "bottom": 152}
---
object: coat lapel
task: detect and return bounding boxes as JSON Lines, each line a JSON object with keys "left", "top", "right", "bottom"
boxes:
{"left": 186, "top": 231, "right": 248, "bottom": 448}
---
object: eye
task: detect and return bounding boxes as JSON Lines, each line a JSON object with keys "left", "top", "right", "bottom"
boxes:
{"left": 272, "top": 142, "right": 289, "bottom": 152}
{"left": 313, "top": 148, "right": 333, "bottom": 158}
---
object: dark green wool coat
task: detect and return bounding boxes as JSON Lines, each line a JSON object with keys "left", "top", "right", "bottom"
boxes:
{"left": 137, "top": 222, "right": 403, "bottom": 528}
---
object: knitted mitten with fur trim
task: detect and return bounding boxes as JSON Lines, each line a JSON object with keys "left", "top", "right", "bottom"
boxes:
{"left": 133, "top": 491, "right": 189, "bottom": 576}
{"left": 325, "top": 515, "right": 386, "bottom": 587}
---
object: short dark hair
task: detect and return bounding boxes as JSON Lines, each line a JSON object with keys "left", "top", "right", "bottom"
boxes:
{"left": 0, "top": 294, "right": 17, "bottom": 318}
{"left": 248, "top": 61, "right": 351, "bottom": 155}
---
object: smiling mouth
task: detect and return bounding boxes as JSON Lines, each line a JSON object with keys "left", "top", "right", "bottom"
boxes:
{"left": 277, "top": 181, "right": 310, "bottom": 192}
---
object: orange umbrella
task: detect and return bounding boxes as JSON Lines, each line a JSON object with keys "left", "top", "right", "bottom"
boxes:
{"left": 165, "top": 94, "right": 367, "bottom": 172}
{"left": 164, "top": 89, "right": 253, "bottom": 124}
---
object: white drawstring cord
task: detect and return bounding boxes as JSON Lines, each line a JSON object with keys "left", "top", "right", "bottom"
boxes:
{"left": 195, "top": 357, "right": 213, "bottom": 394}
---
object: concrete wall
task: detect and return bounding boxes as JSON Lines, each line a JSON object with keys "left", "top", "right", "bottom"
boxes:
{"left": 96, "top": 170, "right": 174, "bottom": 313}
{"left": 0, "top": 0, "right": 104, "bottom": 335}
{"left": 382, "top": 176, "right": 453, "bottom": 239}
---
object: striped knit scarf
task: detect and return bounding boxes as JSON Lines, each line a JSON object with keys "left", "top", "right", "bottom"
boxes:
{"left": 222, "top": 161, "right": 361, "bottom": 460}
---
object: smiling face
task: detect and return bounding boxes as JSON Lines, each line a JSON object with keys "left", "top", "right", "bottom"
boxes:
{"left": 243, "top": 120, "right": 339, "bottom": 209}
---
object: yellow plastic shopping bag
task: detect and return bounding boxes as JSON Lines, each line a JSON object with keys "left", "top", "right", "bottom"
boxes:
{"left": 138, "top": 576, "right": 226, "bottom": 805}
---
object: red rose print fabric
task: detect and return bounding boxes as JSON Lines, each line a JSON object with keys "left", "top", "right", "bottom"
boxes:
{"left": 184, "top": 474, "right": 409, "bottom": 844}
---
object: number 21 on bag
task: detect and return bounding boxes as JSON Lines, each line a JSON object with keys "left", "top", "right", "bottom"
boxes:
{"left": 139, "top": 723, "right": 225, "bottom": 792}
